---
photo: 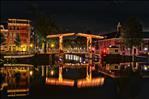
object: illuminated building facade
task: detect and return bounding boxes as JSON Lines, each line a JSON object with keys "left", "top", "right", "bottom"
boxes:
{"left": 99, "top": 35, "right": 149, "bottom": 56}
{"left": 6, "top": 19, "right": 31, "bottom": 51}
{"left": 98, "top": 23, "right": 149, "bottom": 56}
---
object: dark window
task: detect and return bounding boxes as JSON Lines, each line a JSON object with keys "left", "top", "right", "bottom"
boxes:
{"left": 115, "top": 49, "right": 118, "bottom": 52}
{"left": 9, "top": 46, "right": 11, "bottom": 50}
{"left": 139, "top": 46, "right": 141, "bottom": 50}
{"left": 134, "top": 49, "right": 136, "bottom": 54}
{"left": 115, "top": 66, "right": 118, "bottom": 69}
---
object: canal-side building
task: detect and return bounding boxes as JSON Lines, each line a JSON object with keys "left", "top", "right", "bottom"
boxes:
{"left": 7, "top": 19, "right": 31, "bottom": 52}
{"left": 0, "top": 18, "right": 32, "bottom": 52}
{"left": 98, "top": 23, "right": 149, "bottom": 56}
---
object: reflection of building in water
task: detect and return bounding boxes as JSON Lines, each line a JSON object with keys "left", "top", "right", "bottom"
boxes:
{"left": 105, "top": 64, "right": 121, "bottom": 71}
{"left": 0, "top": 65, "right": 33, "bottom": 97}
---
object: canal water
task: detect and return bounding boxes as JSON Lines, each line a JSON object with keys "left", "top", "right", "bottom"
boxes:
{"left": 0, "top": 63, "right": 149, "bottom": 99}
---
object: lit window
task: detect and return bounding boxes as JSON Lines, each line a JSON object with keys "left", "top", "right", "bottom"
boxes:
{"left": 144, "top": 48, "right": 148, "bottom": 51}
{"left": 65, "top": 54, "right": 68, "bottom": 59}
{"left": 80, "top": 57, "right": 82, "bottom": 62}
{"left": 69, "top": 55, "right": 71, "bottom": 60}
{"left": 70, "top": 55, "right": 73, "bottom": 60}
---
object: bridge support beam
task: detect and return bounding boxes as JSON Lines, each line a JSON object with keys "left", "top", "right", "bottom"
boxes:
{"left": 59, "top": 35, "right": 63, "bottom": 51}
{"left": 86, "top": 65, "right": 89, "bottom": 80}
{"left": 58, "top": 66, "right": 63, "bottom": 81}
{"left": 86, "top": 37, "right": 93, "bottom": 80}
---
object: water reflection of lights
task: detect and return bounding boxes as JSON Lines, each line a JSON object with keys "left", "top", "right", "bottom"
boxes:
{"left": 83, "top": 61, "right": 86, "bottom": 64}
{"left": 66, "top": 69, "right": 68, "bottom": 72}
{"left": 7, "top": 88, "right": 29, "bottom": 97}
{"left": 77, "top": 77, "right": 105, "bottom": 88}
{"left": 8, "top": 93, "right": 29, "bottom": 97}
{"left": 92, "top": 66, "right": 95, "bottom": 71}
{"left": 0, "top": 65, "right": 32, "bottom": 97}
{"left": 46, "top": 78, "right": 74, "bottom": 87}
{"left": 0, "top": 83, "right": 8, "bottom": 91}
{"left": 46, "top": 77, "right": 104, "bottom": 88}
{"left": 7, "top": 88, "right": 29, "bottom": 93}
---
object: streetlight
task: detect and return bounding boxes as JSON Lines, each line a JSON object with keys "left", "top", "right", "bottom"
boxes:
{"left": 29, "top": 71, "right": 33, "bottom": 76}
{"left": 29, "top": 43, "right": 34, "bottom": 53}
{"left": 50, "top": 70, "right": 55, "bottom": 76}
{"left": 50, "top": 43, "right": 55, "bottom": 48}
{"left": 30, "top": 44, "right": 33, "bottom": 48}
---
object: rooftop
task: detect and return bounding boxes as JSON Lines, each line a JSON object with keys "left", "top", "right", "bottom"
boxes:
{"left": 101, "top": 31, "right": 149, "bottom": 39}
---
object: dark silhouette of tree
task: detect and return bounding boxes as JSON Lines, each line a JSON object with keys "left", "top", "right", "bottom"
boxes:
{"left": 15, "top": 72, "right": 21, "bottom": 84}
{"left": 75, "top": 37, "right": 86, "bottom": 48}
{"left": 15, "top": 34, "right": 21, "bottom": 47}
{"left": 0, "top": 33, "right": 5, "bottom": 45}
{"left": 121, "top": 16, "right": 143, "bottom": 71}
{"left": 121, "top": 17, "right": 143, "bottom": 49}
{"left": 29, "top": 4, "right": 62, "bottom": 53}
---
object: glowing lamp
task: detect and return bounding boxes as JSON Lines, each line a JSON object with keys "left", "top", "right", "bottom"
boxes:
{"left": 30, "top": 44, "right": 33, "bottom": 48}
{"left": 29, "top": 71, "right": 33, "bottom": 76}
{"left": 83, "top": 61, "right": 86, "bottom": 64}
{"left": 144, "top": 66, "right": 148, "bottom": 71}
{"left": 50, "top": 43, "right": 55, "bottom": 48}
{"left": 144, "top": 48, "right": 148, "bottom": 51}
{"left": 103, "top": 49, "right": 106, "bottom": 53}
{"left": 50, "top": 70, "right": 55, "bottom": 76}
{"left": 22, "top": 47, "right": 26, "bottom": 51}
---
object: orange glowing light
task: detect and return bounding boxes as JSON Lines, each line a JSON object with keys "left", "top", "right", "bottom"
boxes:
{"left": 103, "top": 49, "right": 106, "bottom": 53}
{"left": 76, "top": 33, "right": 104, "bottom": 39}
{"left": 50, "top": 70, "right": 54, "bottom": 76}
{"left": 29, "top": 71, "right": 33, "bottom": 76}
{"left": 77, "top": 77, "right": 105, "bottom": 88}
{"left": 46, "top": 78, "right": 74, "bottom": 87}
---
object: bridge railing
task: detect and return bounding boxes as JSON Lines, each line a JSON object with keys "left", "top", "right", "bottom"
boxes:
{"left": 63, "top": 48, "right": 88, "bottom": 53}
{"left": 47, "top": 49, "right": 59, "bottom": 53}
{"left": 47, "top": 48, "right": 100, "bottom": 54}
{"left": 63, "top": 63, "right": 88, "bottom": 68}
{"left": 47, "top": 48, "right": 88, "bottom": 53}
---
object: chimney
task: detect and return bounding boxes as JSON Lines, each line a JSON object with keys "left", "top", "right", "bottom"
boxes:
{"left": 117, "top": 22, "right": 122, "bottom": 33}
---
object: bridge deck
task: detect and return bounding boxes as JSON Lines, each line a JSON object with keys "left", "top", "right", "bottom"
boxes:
{"left": 63, "top": 63, "right": 88, "bottom": 68}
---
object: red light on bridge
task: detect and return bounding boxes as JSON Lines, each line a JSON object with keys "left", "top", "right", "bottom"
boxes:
{"left": 92, "top": 47, "right": 95, "bottom": 51}
{"left": 101, "top": 48, "right": 108, "bottom": 57}
{"left": 103, "top": 49, "right": 106, "bottom": 53}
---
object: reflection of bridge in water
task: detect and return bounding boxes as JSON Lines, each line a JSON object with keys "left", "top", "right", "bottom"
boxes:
{"left": 45, "top": 63, "right": 105, "bottom": 88}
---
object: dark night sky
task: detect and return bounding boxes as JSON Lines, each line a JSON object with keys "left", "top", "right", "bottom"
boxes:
{"left": 1, "top": 0, "right": 149, "bottom": 33}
